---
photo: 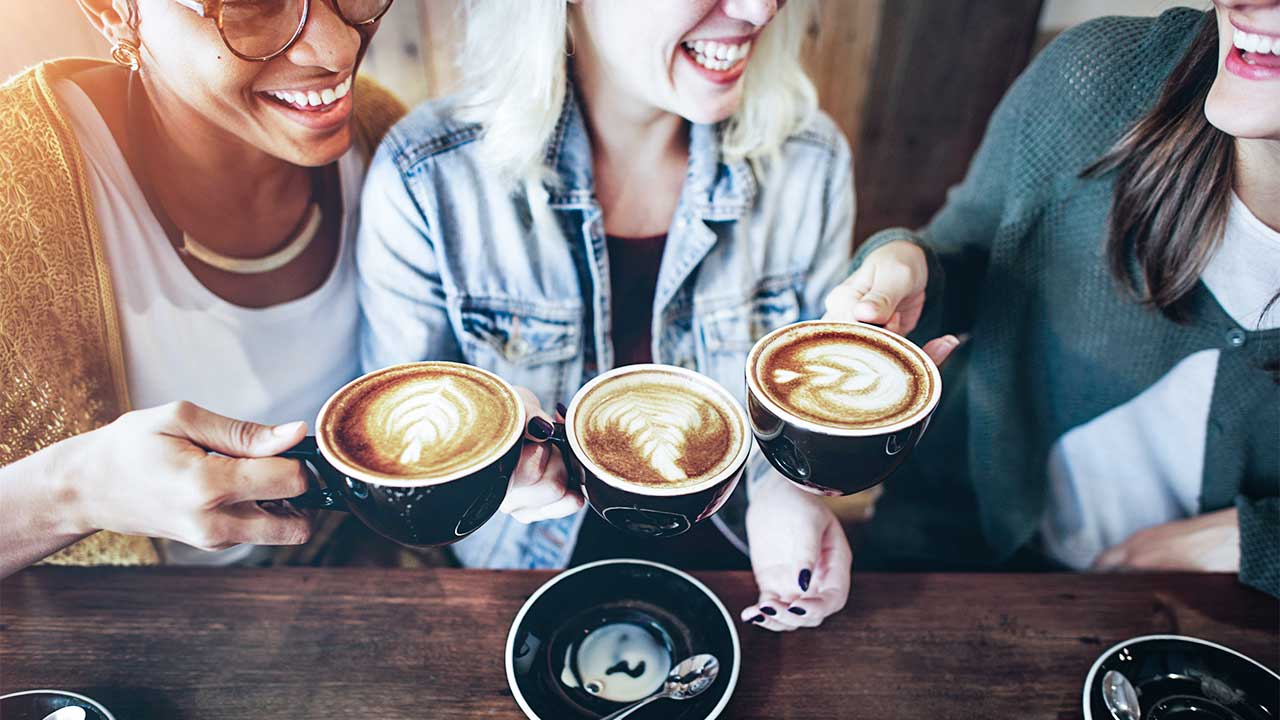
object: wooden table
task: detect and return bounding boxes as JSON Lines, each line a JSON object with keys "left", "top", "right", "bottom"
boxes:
{"left": 2, "top": 569, "right": 1275, "bottom": 718}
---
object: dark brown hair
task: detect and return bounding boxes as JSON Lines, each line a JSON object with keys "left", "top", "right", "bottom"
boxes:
{"left": 1084, "top": 13, "right": 1232, "bottom": 321}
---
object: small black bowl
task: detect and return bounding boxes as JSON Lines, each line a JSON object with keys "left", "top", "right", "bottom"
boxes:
{"left": 1083, "top": 635, "right": 1279, "bottom": 720}
{"left": 506, "top": 559, "right": 740, "bottom": 720}
{"left": 0, "top": 690, "right": 116, "bottom": 720}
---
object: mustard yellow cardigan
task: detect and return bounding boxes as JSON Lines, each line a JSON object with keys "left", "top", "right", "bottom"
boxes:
{"left": 0, "top": 59, "right": 406, "bottom": 566}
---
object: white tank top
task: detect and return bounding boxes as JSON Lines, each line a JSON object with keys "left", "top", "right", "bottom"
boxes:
{"left": 55, "top": 79, "right": 365, "bottom": 565}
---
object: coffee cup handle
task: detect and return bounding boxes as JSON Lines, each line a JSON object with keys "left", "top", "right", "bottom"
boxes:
{"left": 278, "top": 437, "right": 350, "bottom": 512}
{"left": 547, "top": 422, "right": 582, "bottom": 485}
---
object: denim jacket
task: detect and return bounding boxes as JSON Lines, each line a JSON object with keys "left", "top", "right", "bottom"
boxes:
{"left": 356, "top": 85, "right": 854, "bottom": 569}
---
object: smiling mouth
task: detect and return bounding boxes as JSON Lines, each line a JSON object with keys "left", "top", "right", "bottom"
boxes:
{"left": 1233, "top": 28, "right": 1280, "bottom": 58}
{"left": 261, "top": 76, "right": 353, "bottom": 112}
{"left": 681, "top": 39, "right": 752, "bottom": 72}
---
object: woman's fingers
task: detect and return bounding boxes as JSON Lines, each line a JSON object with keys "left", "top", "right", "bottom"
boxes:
{"left": 515, "top": 386, "right": 555, "bottom": 442}
{"left": 159, "top": 400, "right": 306, "bottom": 458}
{"left": 921, "top": 335, "right": 961, "bottom": 367}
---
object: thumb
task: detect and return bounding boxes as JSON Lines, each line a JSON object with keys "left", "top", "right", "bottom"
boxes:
{"left": 163, "top": 402, "right": 307, "bottom": 458}
{"left": 921, "top": 335, "right": 960, "bottom": 368}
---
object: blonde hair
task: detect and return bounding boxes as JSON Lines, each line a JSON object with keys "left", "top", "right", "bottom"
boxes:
{"left": 457, "top": 0, "right": 818, "bottom": 185}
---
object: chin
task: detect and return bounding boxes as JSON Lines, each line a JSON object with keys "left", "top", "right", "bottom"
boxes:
{"left": 675, "top": 94, "right": 744, "bottom": 126}
{"left": 282, "top": 131, "right": 354, "bottom": 168}
{"left": 1205, "top": 88, "right": 1280, "bottom": 140}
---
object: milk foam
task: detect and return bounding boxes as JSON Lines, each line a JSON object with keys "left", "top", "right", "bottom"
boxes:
{"left": 323, "top": 364, "right": 520, "bottom": 481}
{"left": 559, "top": 622, "right": 673, "bottom": 703}
{"left": 573, "top": 369, "right": 741, "bottom": 489}
{"left": 754, "top": 324, "right": 933, "bottom": 431}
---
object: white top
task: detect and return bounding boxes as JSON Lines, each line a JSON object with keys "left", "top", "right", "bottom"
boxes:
{"left": 1042, "top": 193, "right": 1280, "bottom": 569}
{"left": 56, "top": 80, "right": 366, "bottom": 565}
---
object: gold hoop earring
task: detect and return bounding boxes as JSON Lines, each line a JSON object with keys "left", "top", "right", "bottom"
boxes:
{"left": 111, "top": 40, "right": 141, "bottom": 72}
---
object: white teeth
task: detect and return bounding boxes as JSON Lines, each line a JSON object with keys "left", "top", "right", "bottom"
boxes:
{"left": 266, "top": 78, "right": 351, "bottom": 108}
{"left": 682, "top": 39, "right": 751, "bottom": 72}
{"left": 1233, "top": 29, "right": 1280, "bottom": 56}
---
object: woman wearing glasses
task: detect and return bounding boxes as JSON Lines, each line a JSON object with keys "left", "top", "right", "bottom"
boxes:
{"left": 0, "top": 0, "right": 404, "bottom": 576}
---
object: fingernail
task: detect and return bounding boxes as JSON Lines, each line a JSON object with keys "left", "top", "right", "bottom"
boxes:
{"left": 527, "top": 417, "right": 554, "bottom": 441}
{"left": 272, "top": 421, "right": 304, "bottom": 437}
{"left": 750, "top": 614, "right": 765, "bottom": 624}
{"left": 760, "top": 606, "right": 777, "bottom": 616}
{"left": 798, "top": 568, "right": 811, "bottom": 592}
{"left": 555, "top": 402, "right": 568, "bottom": 419}
{"left": 788, "top": 606, "right": 807, "bottom": 616}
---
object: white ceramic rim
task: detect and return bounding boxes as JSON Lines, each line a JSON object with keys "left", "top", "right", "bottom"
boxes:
{"left": 314, "top": 361, "right": 527, "bottom": 487}
{"left": 504, "top": 558, "right": 742, "bottom": 720}
{"left": 745, "top": 320, "right": 943, "bottom": 437}
{"left": 1081, "top": 634, "right": 1280, "bottom": 719}
{"left": 0, "top": 689, "right": 117, "bottom": 720}
{"left": 565, "top": 364, "right": 754, "bottom": 497}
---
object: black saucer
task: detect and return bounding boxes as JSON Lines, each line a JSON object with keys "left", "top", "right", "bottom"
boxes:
{"left": 1084, "top": 635, "right": 1279, "bottom": 720}
{"left": 506, "top": 559, "right": 740, "bottom": 720}
{"left": 0, "top": 690, "right": 116, "bottom": 720}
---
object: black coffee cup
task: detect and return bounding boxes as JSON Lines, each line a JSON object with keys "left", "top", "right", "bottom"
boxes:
{"left": 548, "top": 365, "right": 752, "bottom": 539}
{"left": 280, "top": 362, "right": 526, "bottom": 548}
{"left": 744, "top": 321, "right": 941, "bottom": 496}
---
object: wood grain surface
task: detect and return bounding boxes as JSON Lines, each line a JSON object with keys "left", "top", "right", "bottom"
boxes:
{"left": 2, "top": 568, "right": 1275, "bottom": 719}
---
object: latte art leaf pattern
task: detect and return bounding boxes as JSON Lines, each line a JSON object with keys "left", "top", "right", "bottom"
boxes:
{"left": 590, "top": 395, "right": 706, "bottom": 483}
{"left": 385, "top": 379, "right": 470, "bottom": 466}
{"left": 574, "top": 369, "right": 740, "bottom": 489}
{"left": 774, "top": 346, "right": 910, "bottom": 414}
{"left": 323, "top": 363, "right": 521, "bottom": 481}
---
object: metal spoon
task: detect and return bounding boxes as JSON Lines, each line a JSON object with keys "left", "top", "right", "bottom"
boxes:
{"left": 41, "top": 707, "right": 87, "bottom": 720}
{"left": 599, "top": 653, "right": 720, "bottom": 720}
{"left": 1103, "top": 670, "right": 1141, "bottom": 720}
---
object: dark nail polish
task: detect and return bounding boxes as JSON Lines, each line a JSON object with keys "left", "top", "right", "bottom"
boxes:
{"left": 788, "top": 606, "right": 807, "bottom": 616}
{"left": 527, "top": 416, "right": 554, "bottom": 441}
{"left": 760, "top": 606, "right": 777, "bottom": 616}
{"left": 750, "top": 614, "right": 765, "bottom": 624}
{"left": 798, "top": 568, "right": 812, "bottom": 592}
{"left": 555, "top": 402, "right": 568, "bottom": 419}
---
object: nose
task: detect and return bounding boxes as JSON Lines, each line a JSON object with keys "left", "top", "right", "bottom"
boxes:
{"left": 722, "top": 0, "right": 779, "bottom": 27}
{"left": 284, "top": 0, "right": 361, "bottom": 72}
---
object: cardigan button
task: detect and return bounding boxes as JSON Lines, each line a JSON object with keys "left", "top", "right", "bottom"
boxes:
{"left": 1225, "top": 328, "right": 1246, "bottom": 348}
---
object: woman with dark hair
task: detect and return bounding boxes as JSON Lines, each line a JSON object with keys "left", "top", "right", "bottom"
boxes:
{"left": 0, "top": 0, "right": 404, "bottom": 576}
{"left": 824, "top": 0, "right": 1279, "bottom": 595}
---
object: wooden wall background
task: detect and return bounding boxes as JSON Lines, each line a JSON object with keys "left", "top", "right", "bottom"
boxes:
{"left": 1, "top": 0, "right": 1044, "bottom": 244}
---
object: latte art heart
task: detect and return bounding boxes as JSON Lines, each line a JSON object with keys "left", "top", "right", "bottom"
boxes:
{"left": 752, "top": 323, "right": 935, "bottom": 431}
{"left": 772, "top": 344, "right": 912, "bottom": 417}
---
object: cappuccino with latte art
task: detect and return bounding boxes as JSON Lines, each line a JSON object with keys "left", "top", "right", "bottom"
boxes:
{"left": 749, "top": 322, "right": 937, "bottom": 433}
{"left": 320, "top": 362, "right": 523, "bottom": 483}
{"left": 571, "top": 367, "right": 745, "bottom": 490}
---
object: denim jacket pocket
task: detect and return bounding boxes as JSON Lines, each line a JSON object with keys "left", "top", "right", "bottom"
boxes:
{"left": 699, "top": 281, "right": 802, "bottom": 354}
{"left": 456, "top": 298, "right": 583, "bottom": 404}
{"left": 696, "top": 280, "right": 802, "bottom": 400}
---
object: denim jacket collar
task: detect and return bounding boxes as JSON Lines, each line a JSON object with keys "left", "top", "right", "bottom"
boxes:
{"left": 543, "top": 82, "right": 757, "bottom": 221}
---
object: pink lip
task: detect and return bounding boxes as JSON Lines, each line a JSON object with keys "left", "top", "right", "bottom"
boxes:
{"left": 260, "top": 91, "right": 354, "bottom": 132}
{"left": 1228, "top": 17, "right": 1280, "bottom": 38}
{"left": 683, "top": 34, "right": 755, "bottom": 44}
{"left": 1225, "top": 44, "right": 1280, "bottom": 81}
{"left": 259, "top": 74, "right": 352, "bottom": 96}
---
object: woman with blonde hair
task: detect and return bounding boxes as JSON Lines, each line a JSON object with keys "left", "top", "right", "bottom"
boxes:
{"left": 359, "top": 0, "right": 954, "bottom": 629}
{"left": 0, "top": 0, "right": 404, "bottom": 576}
